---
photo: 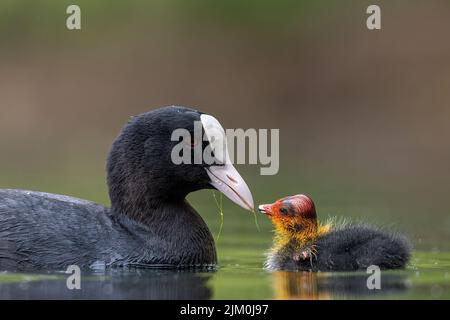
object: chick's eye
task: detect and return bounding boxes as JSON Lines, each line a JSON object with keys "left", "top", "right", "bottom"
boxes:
{"left": 279, "top": 207, "right": 288, "bottom": 214}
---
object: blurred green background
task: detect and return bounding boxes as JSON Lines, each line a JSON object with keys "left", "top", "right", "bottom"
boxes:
{"left": 0, "top": 0, "right": 449, "bottom": 299}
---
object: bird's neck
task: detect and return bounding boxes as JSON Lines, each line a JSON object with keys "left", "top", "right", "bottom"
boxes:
{"left": 111, "top": 192, "right": 217, "bottom": 266}
{"left": 107, "top": 164, "right": 192, "bottom": 225}
{"left": 107, "top": 169, "right": 215, "bottom": 242}
{"left": 109, "top": 184, "right": 188, "bottom": 225}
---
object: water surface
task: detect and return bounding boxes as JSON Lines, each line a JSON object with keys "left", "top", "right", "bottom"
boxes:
{"left": 0, "top": 251, "right": 449, "bottom": 299}
{"left": 1, "top": 173, "right": 449, "bottom": 299}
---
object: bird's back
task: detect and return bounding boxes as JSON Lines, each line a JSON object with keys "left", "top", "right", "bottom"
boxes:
{"left": 0, "top": 189, "right": 217, "bottom": 271}
{"left": 0, "top": 189, "right": 121, "bottom": 270}
{"left": 313, "top": 226, "right": 411, "bottom": 271}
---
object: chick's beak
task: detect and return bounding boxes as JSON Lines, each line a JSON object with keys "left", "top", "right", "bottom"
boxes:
{"left": 258, "top": 204, "right": 273, "bottom": 216}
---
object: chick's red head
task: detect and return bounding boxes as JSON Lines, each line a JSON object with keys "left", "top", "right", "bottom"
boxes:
{"left": 259, "top": 194, "right": 316, "bottom": 219}
{"left": 259, "top": 194, "right": 318, "bottom": 234}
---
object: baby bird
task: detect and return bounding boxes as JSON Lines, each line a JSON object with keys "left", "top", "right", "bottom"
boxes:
{"left": 259, "top": 195, "right": 411, "bottom": 271}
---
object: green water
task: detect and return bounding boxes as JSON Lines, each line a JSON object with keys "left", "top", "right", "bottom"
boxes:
{"left": 0, "top": 250, "right": 449, "bottom": 299}
{"left": 0, "top": 170, "right": 449, "bottom": 299}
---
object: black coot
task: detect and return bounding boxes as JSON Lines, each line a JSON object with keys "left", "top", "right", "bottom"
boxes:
{"left": 0, "top": 106, "right": 254, "bottom": 271}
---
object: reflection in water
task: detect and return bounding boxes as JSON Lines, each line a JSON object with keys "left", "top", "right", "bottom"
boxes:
{"left": 0, "top": 269, "right": 212, "bottom": 300}
{"left": 272, "top": 271, "right": 411, "bottom": 300}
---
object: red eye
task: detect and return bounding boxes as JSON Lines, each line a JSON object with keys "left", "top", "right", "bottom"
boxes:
{"left": 184, "top": 137, "right": 199, "bottom": 148}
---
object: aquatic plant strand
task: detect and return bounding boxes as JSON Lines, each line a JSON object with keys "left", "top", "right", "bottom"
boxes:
{"left": 212, "top": 191, "right": 224, "bottom": 242}
{"left": 252, "top": 207, "right": 260, "bottom": 232}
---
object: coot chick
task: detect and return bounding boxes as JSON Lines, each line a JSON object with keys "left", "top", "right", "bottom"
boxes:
{"left": 259, "top": 195, "right": 411, "bottom": 271}
{"left": 0, "top": 106, "right": 254, "bottom": 271}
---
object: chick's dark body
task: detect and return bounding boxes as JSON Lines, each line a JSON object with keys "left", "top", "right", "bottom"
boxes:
{"left": 266, "top": 226, "right": 411, "bottom": 272}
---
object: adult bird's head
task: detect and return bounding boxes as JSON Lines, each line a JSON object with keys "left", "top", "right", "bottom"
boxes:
{"left": 107, "top": 106, "right": 254, "bottom": 220}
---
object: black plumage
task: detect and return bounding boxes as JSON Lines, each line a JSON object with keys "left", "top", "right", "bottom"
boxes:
{"left": 266, "top": 225, "right": 411, "bottom": 271}
{"left": 0, "top": 106, "right": 227, "bottom": 271}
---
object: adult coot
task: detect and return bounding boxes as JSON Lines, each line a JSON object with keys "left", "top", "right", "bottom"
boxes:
{"left": 0, "top": 106, "right": 254, "bottom": 271}
{"left": 259, "top": 194, "right": 411, "bottom": 271}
